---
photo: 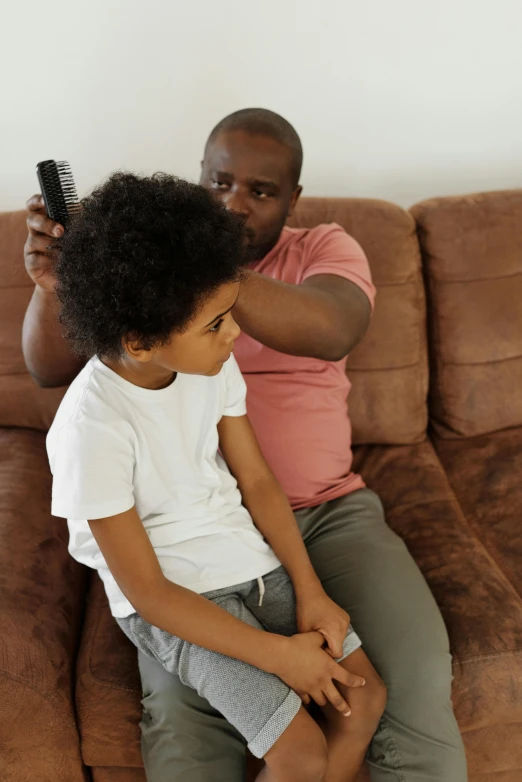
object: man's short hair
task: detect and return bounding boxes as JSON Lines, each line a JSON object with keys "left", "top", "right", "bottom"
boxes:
{"left": 205, "top": 108, "right": 303, "bottom": 187}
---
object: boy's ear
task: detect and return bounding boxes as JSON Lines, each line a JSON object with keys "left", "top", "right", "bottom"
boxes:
{"left": 122, "top": 335, "right": 153, "bottom": 363}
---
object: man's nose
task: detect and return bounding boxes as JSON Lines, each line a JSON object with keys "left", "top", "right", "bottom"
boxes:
{"left": 223, "top": 188, "right": 249, "bottom": 217}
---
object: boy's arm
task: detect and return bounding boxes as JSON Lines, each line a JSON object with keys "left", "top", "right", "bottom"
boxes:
{"left": 88, "top": 506, "right": 283, "bottom": 672}
{"left": 88, "top": 506, "right": 364, "bottom": 713}
{"left": 218, "top": 413, "right": 352, "bottom": 658}
{"left": 217, "top": 414, "right": 322, "bottom": 598}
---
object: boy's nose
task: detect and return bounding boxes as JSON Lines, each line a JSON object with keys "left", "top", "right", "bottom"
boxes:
{"left": 230, "top": 319, "right": 241, "bottom": 341}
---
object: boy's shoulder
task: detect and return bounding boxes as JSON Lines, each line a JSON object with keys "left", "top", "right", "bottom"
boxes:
{"left": 49, "top": 358, "right": 130, "bottom": 439}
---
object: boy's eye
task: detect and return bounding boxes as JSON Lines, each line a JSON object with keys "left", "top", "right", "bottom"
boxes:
{"left": 209, "top": 318, "right": 224, "bottom": 333}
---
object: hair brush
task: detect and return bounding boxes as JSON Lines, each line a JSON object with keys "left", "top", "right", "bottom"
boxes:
{"left": 36, "top": 159, "right": 81, "bottom": 227}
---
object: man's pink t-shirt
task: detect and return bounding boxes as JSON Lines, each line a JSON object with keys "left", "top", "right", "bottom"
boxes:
{"left": 234, "top": 223, "right": 376, "bottom": 511}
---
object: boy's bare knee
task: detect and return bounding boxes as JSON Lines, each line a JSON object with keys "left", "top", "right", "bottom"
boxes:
{"left": 354, "top": 673, "right": 387, "bottom": 730}
{"left": 369, "top": 674, "right": 387, "bottom": 720}
{"left": 282, "top": 728, "right": 328, "bottom": 782}
{"left": 333, "top": 672, "right": 387, "bottom": 740}
{"left": 297, "top": 738, "right": 328, "bottom": 782}
{"left": 266, "top": 710, "right": 328, "bottom": 782}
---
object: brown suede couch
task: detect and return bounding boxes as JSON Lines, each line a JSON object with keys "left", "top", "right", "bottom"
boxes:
{"left": 1, "top": 191, "right": 521, "bottom": 782}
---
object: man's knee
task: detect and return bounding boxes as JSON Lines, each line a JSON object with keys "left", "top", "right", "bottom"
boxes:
{"left": 372, "top": 648, "right": 467, "bottom": 781}
{"left": 386, "top": 643, "right": 453, "bottom": 719}
{"left": 138, "top": 651, "right": 246, "bottom": 781}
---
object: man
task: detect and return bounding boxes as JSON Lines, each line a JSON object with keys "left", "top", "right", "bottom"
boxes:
{"left": 23, "top": 109, "right": 467, "bottom": 782}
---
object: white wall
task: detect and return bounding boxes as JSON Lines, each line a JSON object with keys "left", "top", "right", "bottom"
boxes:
{"left": 2, "top": 0, "right": 521, "bottom": 211}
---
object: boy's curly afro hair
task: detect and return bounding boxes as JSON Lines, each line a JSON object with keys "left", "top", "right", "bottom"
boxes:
{"left": 55, "top": 172, "right": 249, "bottom": 359}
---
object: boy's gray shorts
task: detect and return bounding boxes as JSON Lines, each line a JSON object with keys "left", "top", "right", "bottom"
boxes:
{"left": 117, "top": 565, "right": 361, "bottom": 758}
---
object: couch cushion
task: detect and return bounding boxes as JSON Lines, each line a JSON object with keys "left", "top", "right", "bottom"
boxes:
{"left": 76, "top": 572, "right": 142, "bottom": 768}
{"left": 0, "top": 200, "right": 429, "bottom": 443}
{"left": 0, "top": 210, "right": 66, "bottom": 430}
{"left": 434, "top": 426, "right": 522, "bottom": 598}
{"left": 0, "top": 428, "right": 87, "bottom": 782}
{"left": 288, "top": 197, "right": 428, "bottom": 445}
{"left": 412, "top": 189, "right": 522, "bottom": 438}
{"left": 76, "top": 439, "right": 522, "bottom": 779}
{"left": 353, "top": 440, "right": 522, "bottom": 779}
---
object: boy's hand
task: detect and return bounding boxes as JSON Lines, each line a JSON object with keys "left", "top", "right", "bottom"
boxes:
{"left": 296, "top": 587, "right": 350, "bottom": 659}
{"left": 273, "top": 631, "right": 365, "bottom": 714}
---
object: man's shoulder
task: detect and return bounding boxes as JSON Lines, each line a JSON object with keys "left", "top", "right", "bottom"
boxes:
{"left": 282, "top": 222, "right": 346, "bottom": 241}
{"left": 266, "top": 223, "right": 374, "bottom": 302}
{"left": 280, "top": 223, "right": 363, "bottom": 256}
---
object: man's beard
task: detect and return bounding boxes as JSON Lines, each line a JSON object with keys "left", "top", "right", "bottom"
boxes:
{"left": 243, "top": 225, "right": 269, "bottom": 262}
{"left": 244, "top": 225, "right": 283, "bottom": 262}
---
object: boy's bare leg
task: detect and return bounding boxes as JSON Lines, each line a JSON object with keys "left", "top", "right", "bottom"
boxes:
{"left": 256, "top": 706, "right": 328, "bottom": 782}
{"left": 321, "top": 648, "right": 387, "bottom": 782}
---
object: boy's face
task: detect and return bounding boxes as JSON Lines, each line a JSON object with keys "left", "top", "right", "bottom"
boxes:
{"left": 127, "top": 281, "right": 241, "bottom": 381}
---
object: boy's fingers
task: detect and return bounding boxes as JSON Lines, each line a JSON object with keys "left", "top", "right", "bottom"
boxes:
{"left": 311, "top": 690, "right": 327, "bottom": 707}
{"left": 328, "top": 637, "right": 344, "bottom": 659}
{"left": 323, "top": 683, "right": 351, "bottom": 715}
{"left": 332, "top": 663, "right": 366, "bottom": 689}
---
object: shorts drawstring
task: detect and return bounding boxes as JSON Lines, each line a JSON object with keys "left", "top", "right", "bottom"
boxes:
{"left": 257, "top": 576, "right": 265, "bottom": 607}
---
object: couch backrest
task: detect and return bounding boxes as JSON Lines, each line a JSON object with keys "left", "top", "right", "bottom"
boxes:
{"left": 0, "top": 199, "right": 428, "bottom": 444}
{"left": 0, "top": 210, "right": 65, "bottom": 431}
{"left": 288, "top": 197, "right": 428, "bottom": 445}
{"left": 412, "top": 189, "right": 522, "bottom": 438}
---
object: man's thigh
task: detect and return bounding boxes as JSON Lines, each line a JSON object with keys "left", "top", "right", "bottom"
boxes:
{"left": 296, "top": 489, "right": 450, "bottom": 677}
{"left": 138, "top": 649, "right": 247, "bottom": 781}
{"left": 297, "top": 488, "right": 466, "bottom": 781}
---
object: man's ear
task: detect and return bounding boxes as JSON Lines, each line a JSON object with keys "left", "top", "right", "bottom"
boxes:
{"left": 287, "top": 185, "right": 303, "bottom": 218}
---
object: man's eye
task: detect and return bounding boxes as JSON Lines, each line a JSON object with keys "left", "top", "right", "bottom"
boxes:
{"left": 211, "top": 180, "right": 228, "bottom": 191}
{"left": 209, "top": 318, "right": 224, "bottom": 333}
{"left": 253, "top": 190, "right": 269, "bottom": 199}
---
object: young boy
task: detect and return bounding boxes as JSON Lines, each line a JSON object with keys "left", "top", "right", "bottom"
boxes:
{"left": 47, "top": 173, "right": 385, "bottom": 782}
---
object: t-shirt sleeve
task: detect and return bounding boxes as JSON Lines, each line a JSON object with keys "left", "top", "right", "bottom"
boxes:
{"left": 49, "top": 421, "right": 135, "bottom": 520}
{"left": 301, "top": 223, "right": 376, "bottom": 310}
{"left": 222, "top": 354, "right": 247, "bottom": 417}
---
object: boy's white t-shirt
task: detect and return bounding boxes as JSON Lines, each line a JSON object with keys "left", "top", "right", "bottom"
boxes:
{"left": 46, "top": 355, "right": 280, "bottom": 617}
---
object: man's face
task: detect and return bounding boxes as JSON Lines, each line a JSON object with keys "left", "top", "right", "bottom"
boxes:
{"left": 200, "top": 130, "right": 302, "bottom": 259}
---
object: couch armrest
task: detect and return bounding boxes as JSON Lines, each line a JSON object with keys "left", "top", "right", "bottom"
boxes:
{"left": 0, "top": 429, "right": 89, "bottom": 782}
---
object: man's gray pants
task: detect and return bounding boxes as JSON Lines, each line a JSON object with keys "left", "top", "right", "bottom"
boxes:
{"left": 137, "top": 488, "right": 467, "bottom": 781}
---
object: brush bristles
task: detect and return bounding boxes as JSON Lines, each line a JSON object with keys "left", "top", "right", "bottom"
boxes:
{"left": 55, "top": 161, "right": 81, "bottom": 214}
{"left": 37, "top": 159, "right": 81, "bottom": 225}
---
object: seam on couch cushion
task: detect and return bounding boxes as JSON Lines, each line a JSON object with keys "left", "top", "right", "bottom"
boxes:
{"left": 86, "top": 604, "right": 141, "bottom": 693}
{"left": 457, "top": 649, "right": 522, "bottom": 665}
{"left": 0, "top": 668, "right": 81, "bottom": 736}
